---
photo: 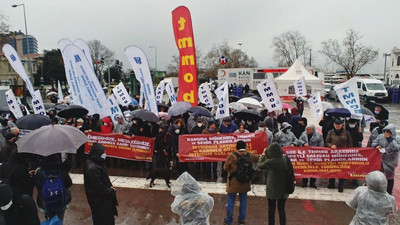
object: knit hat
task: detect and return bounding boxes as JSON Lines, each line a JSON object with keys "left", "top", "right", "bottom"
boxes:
{"left": 0, "top": 184, "right": 13, "bottom": 207}
{"left": 208, "top": 121, "right": 216, "bottom": 127}
{"left": 236, "top": 140, "right": 246, "bottom": 150}
{"left": 5, "top": 133, "right": 17, "bottom": 141}
{"left": 258, "top": 121, "right": 266, "bottom": 127}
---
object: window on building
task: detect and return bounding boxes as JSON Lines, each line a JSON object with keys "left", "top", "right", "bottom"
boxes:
{"left": 397, "top": 56, "right": 400, "bottom": 66}
{"left": 253, "top": 73, "right": 265, "bottom": 79}
{"left": 396, "top": 74, "right": 399, "bottom": 79}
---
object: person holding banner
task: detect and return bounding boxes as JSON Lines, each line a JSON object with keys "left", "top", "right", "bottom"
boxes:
{"left": 372, "top": 124, "right": 400, "bottom": 195}
{"left": 256, "top": 122, "right": 273, "bottom": 145}
{"left": 274, "top": 122, "right": 299, "bottom": 147}
{"left": 325, "top": 118, "right": 353, "bottom": 192}
{"left": 298, "top": 124, "right": 324, "bottom": 188}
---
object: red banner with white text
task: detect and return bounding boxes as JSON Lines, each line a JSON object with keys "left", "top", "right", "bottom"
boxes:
{"left": 84, "top": 132, "right": 154, "bottom": 162}
{"left": 178, "top": 132, "right": 268, "bottom": 162}
{"left": 283, "top": 147, "right": 381, "bottom": 180}
{"left": 172, "top": 6, "right": 198, "bottom": 105}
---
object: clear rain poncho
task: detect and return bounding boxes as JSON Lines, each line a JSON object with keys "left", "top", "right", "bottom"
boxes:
{"left": 171, "top": 172, "right": 214, "bottom": 225}
{"left": 346, "top": 171, "right": 398, "bottom": 225}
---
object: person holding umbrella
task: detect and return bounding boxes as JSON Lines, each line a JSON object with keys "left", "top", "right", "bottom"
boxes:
{"left": 369, "top": 105, "right": 389, "bottom": 132}
{"left": 367, "top": 120, "right": 388, "bottom": 147}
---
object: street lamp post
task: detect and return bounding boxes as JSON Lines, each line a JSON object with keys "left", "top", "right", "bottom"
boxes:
{"left": 238, "top": 43, "right": 243, "bottom": 50}
{"left": 383, "top": 53, "right": 391, "bottom": 85}
{"left": 149, "top": 46, "right": 157, "bottom": 72}
{"left": 12, "top": 4, "right": 32, "bottom": 77}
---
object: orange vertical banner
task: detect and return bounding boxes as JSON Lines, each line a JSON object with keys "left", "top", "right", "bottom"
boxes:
{"left": 172, "top": 6, "right": 198, "bottom": 106}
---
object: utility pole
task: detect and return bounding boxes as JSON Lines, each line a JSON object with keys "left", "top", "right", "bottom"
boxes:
{"left": 383, "top": 53, "right": 391, "bottom": 85}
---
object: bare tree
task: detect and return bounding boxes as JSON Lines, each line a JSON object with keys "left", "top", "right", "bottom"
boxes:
{"left": 272, "top": 31, "right": 310, "bottom": 67}
{"left": 320, "top": 29, "right": 378, "bottom": 79}
{"left": 167, "top": 40, "right": 258, "bottom": 80}
{"left": 167, "top": 48, "right": 205, "bottom": 77}
{"left": 88, "top": 39, "right": 115, "bottom": 79}
{"left": 0, "top": 13, "right": 10, "bottom": 50}
{"left": 202, "top": 40, "right": 257, "bottom": 79}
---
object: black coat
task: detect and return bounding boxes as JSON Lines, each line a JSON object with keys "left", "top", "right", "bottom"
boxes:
{"left": 84, "top": 143, "right": 118, "bottom": 223}
{"left": 3, "top": 192, "right": 40, "bottom": 225}
{"left": 0, "top": 153, "right": 35, "bottom": 197}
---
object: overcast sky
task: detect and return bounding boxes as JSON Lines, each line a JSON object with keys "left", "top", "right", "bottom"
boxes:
{"left": 1, "top": 0, "right": 398, "bottom": 74}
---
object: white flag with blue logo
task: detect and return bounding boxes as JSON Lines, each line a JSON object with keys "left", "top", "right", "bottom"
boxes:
{"left": 125, "top": 46, "right": 158, "bottom": 115}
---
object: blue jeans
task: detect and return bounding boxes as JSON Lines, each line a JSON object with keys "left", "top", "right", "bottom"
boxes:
{"left": 225, "top": 193, "right": 247, "bottom": 225}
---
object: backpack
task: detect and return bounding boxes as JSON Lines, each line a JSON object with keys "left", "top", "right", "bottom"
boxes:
{"left": 285, "top": 155, "right": 295, "bottom": 194}
{"left": 42, "top": 170, "right": 68, "bottom": 211}
{"left": 229, "top": 152, "right": 254, "bottom": 183}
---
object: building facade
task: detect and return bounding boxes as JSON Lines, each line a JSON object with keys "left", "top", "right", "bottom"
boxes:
{"left": 0, "top": 31, "right": 42, "bottom": 86}
{"left": 388, "top": 47, "right": 400, "bottom": 85}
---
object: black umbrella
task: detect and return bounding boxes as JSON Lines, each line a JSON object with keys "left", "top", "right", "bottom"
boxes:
{"left": 250, "top": 96, "right": 262, "bottom": 102}
{"left": 58, "top": 105, "right": 89, "bottom": 118}
{"left": 16, "top": 114, "right": 52, "bottom": 130}
{"left": 229, "top": 95, "right": 240, "bottom": 102}
{"left": 157, "top": 102, "right": 170, "bottom": 111}
{"left": 54, "top": 104, "right": 68, "bottom": 111}
{"left": 326, "top": 108, "right": 351, "bottom": 118}
{"left": 130, "top": 109, "right": 159, "bottom": 123}
{"left": 233, "top": 109, "right": 263, "bottom": 121}
{"left": 0, "top": 106, "right": 11, "bottom": 114}
{"left": 364, "top": 102, "right": 389, "bottom": 120}
{"left": 188, "top": 106, "right": 213, "bottom": 117}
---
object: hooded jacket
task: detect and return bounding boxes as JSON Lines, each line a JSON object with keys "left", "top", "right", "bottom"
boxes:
{"left": 84, "top": 144, "right": 116, "bottom": 204}
{"left": 274, "top": 122, "right": 299, "bottom": 147}
{"left": 346, "top": 171, "right": 397, "bottom": 225}
{"left": 101, "top": 117, "right": 113, "bottom": 133}
{"left": 371, "top": 124, "right": 400, "bottom": 180}
{"left": 257, "top": 143, "right": 289, "bottom": 199}
{"left": 298, "top": 125, "right": 324, "bottom": 147}
{"left": 171, "top": 172, "right": 214, "bottom": 225}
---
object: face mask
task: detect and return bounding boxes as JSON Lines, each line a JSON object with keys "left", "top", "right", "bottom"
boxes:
{"left": 175, "top": 129, "right": 180, "bottom": 134}
{"left": 374, "top": 111, "right": 379, "bottom": 114}
{"left": 1, "top": 200, "right": 12, "bottom": 211}
{"left": 247, "top": 121, "right": 252, "bottom": 125}
{"left": 197, "top": 123, "right": 203, "bottom": 127}
{"left": 258, "top": 127, "right": 264, "bottom": 132}
{"left": 101, "top": 154, "right": 107, "bottom": 159}
{"left": 286, "top": 129, "right": 291, "bottom": 134}
{"left": 349, "top": 124, "right": 356, "bottom": 128}
{"left": 104, "top": 123, "right": 108, "bottom": 126}
{"left": 126, "top": 117, "right": 132, "bottom": 122}
{"left": 133, "top": 120, "right": 138, "bottom": 125}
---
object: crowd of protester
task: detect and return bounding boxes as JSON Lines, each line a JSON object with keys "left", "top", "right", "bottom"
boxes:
{"left": 0, "top": 95, "right": 398, "bottom": 224}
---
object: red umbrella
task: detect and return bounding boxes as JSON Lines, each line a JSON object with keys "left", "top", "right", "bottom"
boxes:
{"left": 282, "top": 103, "right": 292, "bottom": 109}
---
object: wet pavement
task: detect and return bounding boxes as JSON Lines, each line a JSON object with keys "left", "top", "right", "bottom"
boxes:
{"left": 61, "top": 185, "right": 355, "bottom": 225}
{"left": 59, "top": 99, "right": 400, "bottom": 224}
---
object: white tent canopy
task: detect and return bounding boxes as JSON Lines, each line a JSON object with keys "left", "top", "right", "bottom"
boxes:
{"left": 275, "top": 59, "right": 323, "bottom": 99}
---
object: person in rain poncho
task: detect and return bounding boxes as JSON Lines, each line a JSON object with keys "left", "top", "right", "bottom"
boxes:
{"left": 346, "top": 171, "right": 397, "bottom": 225}
{"left": 274, "top": 122, "right": 299, "bottom": 147}
{"left": 171, "top": 172, "right": 214, "bottom": 225}
{"left": 372, "top": 124, "right": 400, "bottom": 195}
